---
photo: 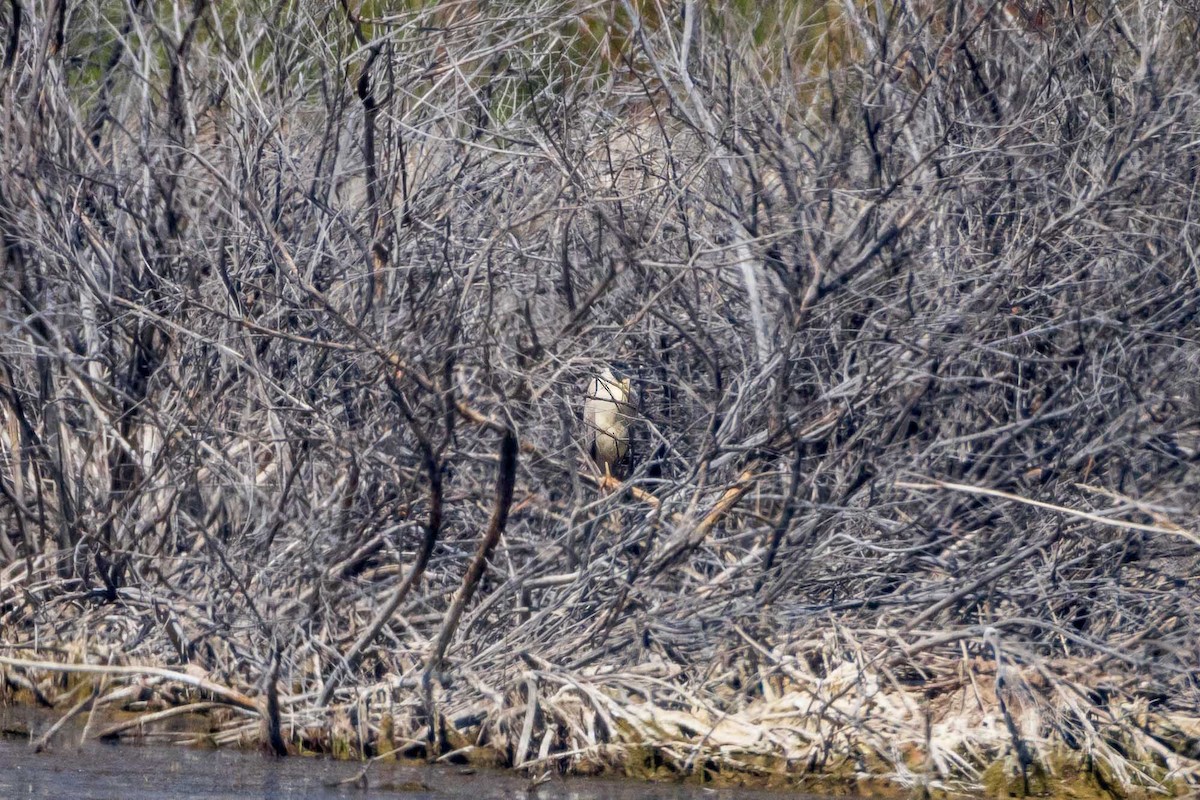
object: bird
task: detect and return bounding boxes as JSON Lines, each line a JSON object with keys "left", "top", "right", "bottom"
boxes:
{"left": 585, "top": 367, "right": 633, "bottom": 479}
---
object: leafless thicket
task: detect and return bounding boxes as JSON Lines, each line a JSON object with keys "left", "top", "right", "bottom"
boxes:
{"left": 1, "top": 0, "right": 1198, "bottom": 792}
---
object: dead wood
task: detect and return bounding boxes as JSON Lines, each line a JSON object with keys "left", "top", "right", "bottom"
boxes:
{"left": 1, "top": 2, "right": 1198, "bottom": 796}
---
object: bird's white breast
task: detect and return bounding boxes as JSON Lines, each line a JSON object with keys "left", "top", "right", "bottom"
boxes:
{"left": 586, "top": 371, "right": 632, "bottom": 471}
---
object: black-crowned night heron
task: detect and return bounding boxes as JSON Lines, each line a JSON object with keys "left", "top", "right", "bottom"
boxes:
{"left": 585, "top": 367, "right": 633, "bottom": 478}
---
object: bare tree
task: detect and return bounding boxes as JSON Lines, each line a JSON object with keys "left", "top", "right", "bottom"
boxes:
{"left": 1, "top": 1, "right": 1197, "bottom": 794}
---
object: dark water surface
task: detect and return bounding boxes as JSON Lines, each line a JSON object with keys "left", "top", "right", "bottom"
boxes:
{"left": 0, "top": 706, "right": 815, "bottom": 800}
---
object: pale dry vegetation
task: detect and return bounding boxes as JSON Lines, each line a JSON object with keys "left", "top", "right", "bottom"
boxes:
{"left": 1, "top": 1, "right": 1199, "bottom": 796}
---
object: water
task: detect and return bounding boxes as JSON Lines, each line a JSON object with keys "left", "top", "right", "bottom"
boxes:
{"left": 0, "top": 706, "right": 814, "bottom": 800}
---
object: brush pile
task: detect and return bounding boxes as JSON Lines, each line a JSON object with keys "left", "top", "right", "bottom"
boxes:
{"left": 1, "top": 2, "right": 1198, "bottom": 796}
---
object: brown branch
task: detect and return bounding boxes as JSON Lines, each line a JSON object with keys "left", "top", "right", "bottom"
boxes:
{"left": 426, "top": 426, "right": 519, "bottom": 674}
{"left": 648, "top": 467, "right": 758, "bottom": 577}
{"left": 3, "top": 0, "right": 20, "bottom": 70}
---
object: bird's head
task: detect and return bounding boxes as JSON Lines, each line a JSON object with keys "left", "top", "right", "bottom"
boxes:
{"left": 593, "top": 367, "right": 631, "bottom": 406}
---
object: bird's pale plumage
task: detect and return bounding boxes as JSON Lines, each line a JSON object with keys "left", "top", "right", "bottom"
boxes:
{"left": 585, "top": 368, "right": 632, "bottom": 477}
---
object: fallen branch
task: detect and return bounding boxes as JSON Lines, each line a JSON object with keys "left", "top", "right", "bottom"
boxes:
{"left": 0, "top": 655, "right": 261, "bottom": 713}
{"left": 896, "top": 479, "right": 1200, "bottom": 546}
{"left": 94, "top": 701, "right": 219, "bottom": 740}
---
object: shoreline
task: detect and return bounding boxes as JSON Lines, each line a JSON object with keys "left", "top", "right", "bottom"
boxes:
{"left": 2, "top": 3, "right": 1199, "bottom": 800}
{"left": 2, "top": 640, "right": 1195, "bottom": 799}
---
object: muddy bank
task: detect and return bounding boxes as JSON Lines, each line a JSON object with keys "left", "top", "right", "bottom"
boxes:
{"left": 0, "top": 705, "right": 811, "bottom": 800}
{"left": 3, "top": 636, "right": 1197, "bottom": 799}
